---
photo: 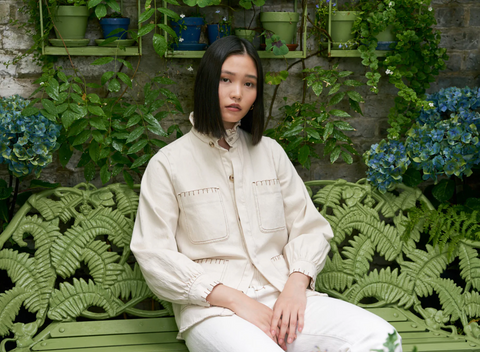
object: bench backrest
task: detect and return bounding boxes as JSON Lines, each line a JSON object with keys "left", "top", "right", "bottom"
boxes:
{"left": 1, "top": 180, "right": 480, "bottom": 350}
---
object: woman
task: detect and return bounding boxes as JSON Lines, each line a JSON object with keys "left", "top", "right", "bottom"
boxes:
{"left": 131, "top": 36, "right": 402, "bottom": 352}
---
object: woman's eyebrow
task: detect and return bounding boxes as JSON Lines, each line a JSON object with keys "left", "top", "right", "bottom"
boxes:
{"left": 221, "top": 70, "right": 257, "bottom": 80}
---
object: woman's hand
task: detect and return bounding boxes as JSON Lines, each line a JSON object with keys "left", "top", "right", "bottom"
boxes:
{"left": 271, "top": 272, "right": 310, "bottom": 350}
{"left": 207, "top": 284, "right": 278, "bottom": 343}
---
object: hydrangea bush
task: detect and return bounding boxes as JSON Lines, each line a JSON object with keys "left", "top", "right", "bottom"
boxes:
{"left": 0, "top": 95, "right": 61, "bottom": 178}
{"left": 364, "top": 87, "right": 480, "bottom": 193}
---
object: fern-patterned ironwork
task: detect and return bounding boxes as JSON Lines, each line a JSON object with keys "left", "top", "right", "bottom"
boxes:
{"left": 0, "top": 183, "right": 172, "bottom": 352}
{"left": 307, "top": 179, "right": 480, "bottom": 345}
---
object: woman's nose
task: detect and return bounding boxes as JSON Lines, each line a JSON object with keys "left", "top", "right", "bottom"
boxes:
{"left": 230, "top": 84, "right": 242, "bottom": 100}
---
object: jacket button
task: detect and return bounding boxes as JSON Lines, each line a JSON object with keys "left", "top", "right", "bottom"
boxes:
{"left": 209, "top": 142, "right": 214, "bottom": 147}
{"left": 229, "top": 175, "right": 234, "bottom": 182}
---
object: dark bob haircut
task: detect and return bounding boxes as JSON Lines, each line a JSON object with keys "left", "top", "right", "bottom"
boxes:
{"left": 193, "top": 36, "right": 264, "bottom": 145}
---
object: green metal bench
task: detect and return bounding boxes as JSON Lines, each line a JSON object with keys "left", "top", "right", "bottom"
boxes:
{"left": 0, "top": 180, "right": 479, "bottom": 351}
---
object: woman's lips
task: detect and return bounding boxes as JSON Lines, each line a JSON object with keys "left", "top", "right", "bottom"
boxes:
{"left": 226, "top": 105, "right": 241, "bottom": 111}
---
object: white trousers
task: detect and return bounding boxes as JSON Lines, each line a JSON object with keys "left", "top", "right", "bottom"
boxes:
{"left": 183, "top": 284, "right": 402, "bottom": 352}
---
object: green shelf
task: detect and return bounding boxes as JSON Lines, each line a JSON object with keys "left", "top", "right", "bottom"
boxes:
{"left": 39, "top": 0, "right": 142, "bottom": 56}
{"left": 328, "top": 50, "right": 388, "bottom": 58}
{"left": 163, "top": 0, "right": 308, "bottom": 59}
{"left": 165, "top": 49, "right": 306, "bottom": 59}
{"left": 43, "top": 46, "right": 141, "bottom": 56}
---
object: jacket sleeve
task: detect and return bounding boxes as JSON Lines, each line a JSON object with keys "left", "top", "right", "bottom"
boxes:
{"left": 271, "top": 140, "right": 334, "bottom": 290}
{"left": 130, "top": 151, "right": 220, "bottom": 306}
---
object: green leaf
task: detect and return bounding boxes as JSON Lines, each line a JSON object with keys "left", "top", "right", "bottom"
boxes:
{"left": 87, "top": 94, "right": 101, "bottom": 104}
{"left": 139, "top": 8, "right": 155, "bottom": 23}
{"left": 346, "top": 90, "right": 364, "bottom": 102}
{"left": 330, "top": 146, "right": 342, "bottom": 163}
{"left": 402, "top": 168, "right": 422, "bottom": 188}
{"left": 328, "top": 83, "right": 341, "bottom": 95}
{"left": 88, "top": 0, "right": 102, "bottom": 8}
{"left": 137, "top": 23, "right": 155, "bottom": 37}
{"left": 89, "top": 117, "right": 107, "bottom": 130}
{"left": 341, "top": 150, "right": 353, "bottom": 164}
{"left": 100, "top": 164, "right": 111, "bottom": 184}
{"left": 41, "top": 99, "right": 58, "bottom": 116}
{"left": 58, "top": 143, "right": 73, "bottom": 167}
{"left": 305, "top": 128, "right": 320, "bottom": 140}
{"left": 127, "top": 139, "right": 149, "bottom": 155}
{"left": 84, "top": 161, "right": 96, "bottom": 182}
{"left": 432, "top": 179, "right": 455, "bottom": 202}
{"left": 57, "top": 71, "right": 69, "bottom": 82}
{"left": 329, "top": 92, "right": 345, "bottom": 106}
{"left": 153, "top": 33, "right": 168, "bottom": 57}
{"left": 151, "top": 139, "right": 167, "bottom": 148}
{"left": 330, "top": 109, "right": 351, "bottom": 118}
{"left": 126, "top": 126, "right": 145, "bottom": 143}
{"left": 298, "top": 145, "right": 310, "bottom": 166}
{"left": 22, "top": 105, "right": 39, "bottom": 116}
{"left": 92, "top": 57, "right": 114, "bottom": 66}
{"left": 88, "top": 105, "right": 105, "bottom": 116}
{"left": 123, "top": 105, "right": 137, "bottom": 117}
{"left": 123, "top": 170, "right": 134, "bottom": 188}
{"left": 157, "top": 23, "right": 177, "bottom": 38}
{"left": 105, "top": 0, "right": 121, "bottom": 13}
{"left": 91, "top": 130, "right": 104, "bottom": 143}
{"left": 95, "top": 3, "right": 107, "bottom": 18}
{"left": 333, "top": 121, "right": 355, "bottom": 131}
{"left": 108, "top": 79, "right": 121, "bottom": 93}
{"left": 72, "top": 130, "right": 91, "bottom": 146}
{"left": 126, "top": 114, "right": 142, "bottom": 128}
{"left": 153, "top": 76, "right": 176, "bottom": 85}
{"left": 0, "top": 186, "right": 13, "bottom": 200}
{"left": 131, "top": 154, "right": 151, "bottom": 169}
{"left": 89, "top": 141, "right": 101, "bottom": 162}
{"left": 344, "top": 79, "right": 362, "bottom": 87}
{"left": 61, "top": 110, "right": 77, "bottom": 129}
{"left": 311, "top": 82, "right": 323, "bottom": 96}
{"left": 157, "top": 7, "right": 180, "bottom": 21}
{"left": 101, "top": 71, "right": 115, "bottom": 85}
{"left": 117, "top": 72, "right": 132, "bottom": 88}
{"left": 67, "top": 119, "right": 89, "bottom": 137}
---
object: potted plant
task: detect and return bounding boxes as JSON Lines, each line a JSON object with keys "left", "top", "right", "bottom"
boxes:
{"left": 234, "top": 0, "right": 265, "bottom": 43}
{"left": 48, "top": 0, "right": 89, "bottom": 45}
{"left": 207, "top": 10, "right": 231, "bottom": 45}
{"left": 99, "top": 12, "right": 130, "bottom": 40}
{"left": 260, "top": 11, "right": 299, "bottom": 45}
{"left": 171, "top": 13, "right": 206, "bottom": 50}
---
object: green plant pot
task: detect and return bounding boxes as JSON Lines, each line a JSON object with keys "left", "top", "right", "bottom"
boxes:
{"left": 260, "top": 12, "right": 300, "bottom": 44}
{"left": 330, "top": 11, "right": 359, "bottom": 49}
{"left": 53, "top": 5, "right": 89, "bottom": 39}
{"left": 376, "top": 26, "right": 394, "bottom": 42}
{"left": 235, "top": 29, "right": 256, "bottom": 43}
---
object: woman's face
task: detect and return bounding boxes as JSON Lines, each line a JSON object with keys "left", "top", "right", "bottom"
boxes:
{"left": 218, "top": 54, "right": 258, "bottom": 129}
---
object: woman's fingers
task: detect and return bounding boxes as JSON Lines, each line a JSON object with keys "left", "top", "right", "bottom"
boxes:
{"left": 287, "top": 311, "right": 297, "bottom": 343}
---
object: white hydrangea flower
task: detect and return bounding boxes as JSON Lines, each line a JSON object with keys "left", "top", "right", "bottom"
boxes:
{"left": 223, "top": 17, "right": 227, "bottom": 21}
{"left": 180, "top": 14, "right": 185, "bottom": 18}
{"left": 428, "top": 6, "right": 432, "bottom": 11}
{"left": 179, "top": 37, "right": 184, "bottom": 42}
{"left": 187, "top": 66, "right": 193, "bottom": 72}
{"left": 385, "top": 69, "right": 393, "bottom": 75}
{"left": 40, "top": 82, "right": 44, "bottom": 85}
{"left": 429, "top": 102, "right": 434, "bottom": 107}
{"left": 389, "top": 1, "right": 393, "bottom": 6}
{"left": 215, "top": 10, "right": 220, "bottom": 13}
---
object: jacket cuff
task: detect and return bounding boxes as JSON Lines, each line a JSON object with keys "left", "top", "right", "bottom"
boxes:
{"left": 289, "top": 260, "right": 317, "bottom": 290}
{"left": 187, "top": 273, "right": 221, "bottom": 307}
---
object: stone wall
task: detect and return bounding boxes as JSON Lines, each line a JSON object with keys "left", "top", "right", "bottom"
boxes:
{"left": 0, "top": 0, "right": 479, "bottom": 188}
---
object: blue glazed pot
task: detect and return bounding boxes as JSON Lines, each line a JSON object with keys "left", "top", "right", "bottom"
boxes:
{"left": 100, "top": 18, "right": 130, "bottom": 39}
{"left": 171, "top": 17, "right": 204, "bottom": 44}
{"left": 207, "top": 24, "right": 231, "bottom": 44}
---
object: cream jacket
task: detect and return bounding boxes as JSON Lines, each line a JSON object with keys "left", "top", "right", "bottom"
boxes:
{"left": 130, "top": 116, "right": 333, "bottom": 337}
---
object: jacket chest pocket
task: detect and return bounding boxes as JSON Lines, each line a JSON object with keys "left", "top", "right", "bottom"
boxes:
{"left": 178, "top": 188, "right": 229, "bottom": 244}
{"left": 252, "top": 179, "right": 286, "bottom": 233}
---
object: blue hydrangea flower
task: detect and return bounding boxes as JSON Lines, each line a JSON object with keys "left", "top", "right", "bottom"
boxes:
{"left": 0, "top": 95, "right": 61, "bottom": 178}
{"left": 365, "top": 87, "right": 480, "bottom": 190}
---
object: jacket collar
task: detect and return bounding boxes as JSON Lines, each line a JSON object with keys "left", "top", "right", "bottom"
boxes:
{"left": 189, "top": 112, "right": 241, "bottom": 148}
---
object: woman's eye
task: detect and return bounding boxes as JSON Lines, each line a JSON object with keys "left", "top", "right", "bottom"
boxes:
{"left": 245, "top": 82, "right": 255, "bottom": 87}
{"left": 221, "top": 78, "right": 230, "bottom": 83}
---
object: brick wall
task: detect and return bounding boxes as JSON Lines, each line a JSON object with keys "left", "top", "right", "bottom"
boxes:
{"left": 0, "top": 0, "right": 478, "bottom": 187}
